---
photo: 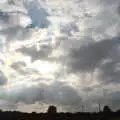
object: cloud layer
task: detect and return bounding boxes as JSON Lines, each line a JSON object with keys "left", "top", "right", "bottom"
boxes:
{"left": 0, "top": 0, "right": 120, "bottom": 112}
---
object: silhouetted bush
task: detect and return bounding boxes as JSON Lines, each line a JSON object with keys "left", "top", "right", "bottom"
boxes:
{"left": 103, "top": 105, "right": 112, "bottom": 113}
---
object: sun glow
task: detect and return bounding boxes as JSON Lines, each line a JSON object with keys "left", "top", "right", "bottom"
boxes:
{"left": 0, "top": 49, "right": 60, "bottom": 87}
{"left": 30, "top": 60, "right": 59, "bottom": 74}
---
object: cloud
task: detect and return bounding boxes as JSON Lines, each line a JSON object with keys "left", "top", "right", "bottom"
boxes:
{"left": 107, "top": 91, "right": 120, "bottom": 109}
{"left": 11, "top": 61, "right": 27, "bottom": 74}
{"left": 17, "top": 45, "right": 53, "bottom": 61}
{"left": 0, "top": 26, "right": 24, "bottom": 42}
{"left": 0, "top": 81, "right": 81, "bottom": 112}
{"left": 0, "top": 71, "right": 7, "bottom": 85}
{"left": 0, "top": 84, "right": 44, "bottom": 105}
{"left": 0, "top": 10, "right": 30, "bottom": 29}
{"left": 8, "top": 85, "right": 44, "bottom": 104}
{"left": 88, "top": 90, "right": 120, "bottom": 111}
{"left": 68, "top": 38, "right": 120, "bottom": 73}
{"left": 43, "top": 81, "right": 82, "bottom": 106}
{"left": 98, "top": 59, "right": 120, "bottom": 84}
{"left": 0, "top": 11, "right": 10, "bottom": 29}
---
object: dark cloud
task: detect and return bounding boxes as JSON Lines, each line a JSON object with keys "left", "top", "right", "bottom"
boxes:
{"left": 98, "top": 60, "right": 120, "bottom": 84}
{"left": 68, "top": 37, "right": 120, "bottom": 73}
{"left": 0, "top": 11, "right": 9, "bottom": 23}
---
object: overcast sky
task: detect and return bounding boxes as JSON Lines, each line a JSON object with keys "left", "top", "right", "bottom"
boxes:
{"left": 0, "top": 0, "right": 120, "bottom": 112}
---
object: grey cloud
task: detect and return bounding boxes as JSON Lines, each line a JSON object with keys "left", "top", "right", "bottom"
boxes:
{"left": 5, "top": 85, "right": 44, "bottom": 104}
{"left": 107, "top": 91, "right": 120, "bottom": 109}
{"left": 0, "top": 71, "right": 7, "bottom": 85}
{"left": 100, "top": 0, "right": 120, "bottom": 6}
{"left": 11, "top": 61, "right": 26, "bottom": 69}
{"left": 0, "top": 11, "right": 10, "bottom": 29}
{"left": 0, "top": 10, "right": 29, "bottom": 29}
{"left": 0, "top": 26, "right": 32, "bottom": 42}
{"left": 11, "top": 61, "right": 27, "bottom": 75}
{"left": 0, "top": 100, "right": 18, "bottom": 111}
{"left": 82, "top": 0, "right": 120, "bottom": 39}
{"left": 60, "top": 22, "right": 79, "bottom": 36}
{"left": 8, "top": 0, "right": 15, "bottom": 5}
{"left": 65, "top": 37, "right": 120, "bottom": 87}
{"left": 0, "top": 81, "right": 81, "bottom": 110}
{"left": 88, "top": 90, "right": 120, "bottom": 111}
{"left": 0, "top": 9, "right": 31, "bottom": 42}
{"left": 0, "top": 86, "right": 43, "bottom": 106}
{"left": 17, "top": 45, "right": 52, "bottom": 61}
{"left": 68, "top": 38, "right": 120, "bottom": 73}
{"left": 118, "top": 5, "right": 120, "bottom": 15}
{"left": 98, "top": 60, "right": 120, "bottom": 84}
{"left": 11, "top": 61, "right": 40, "bottom": 75}
{"left": 0, "top": 26, "right": 23, "bottom": 41}
{"left": 43, "top": 82, "right": 82, "bottom": 106}
{"left": 0, "top": 11, "right": 9, "bottom": 23}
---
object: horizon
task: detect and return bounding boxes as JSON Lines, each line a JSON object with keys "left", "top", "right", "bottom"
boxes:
{"left": 0, "top": 105, "right": 117, "bottom": 113}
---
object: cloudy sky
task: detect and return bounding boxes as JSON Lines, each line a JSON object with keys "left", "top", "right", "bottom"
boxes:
{"left": 0, "top": 0, "right": 120, "bottom": 112}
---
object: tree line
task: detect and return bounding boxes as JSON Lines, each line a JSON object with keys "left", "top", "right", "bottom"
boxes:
{"left": 0, "top": 105, "right": 119, "bottom": 120}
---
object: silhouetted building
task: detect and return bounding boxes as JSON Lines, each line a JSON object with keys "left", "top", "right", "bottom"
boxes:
{"left": 47, "top": 105, "right": 57, "bottom": 113}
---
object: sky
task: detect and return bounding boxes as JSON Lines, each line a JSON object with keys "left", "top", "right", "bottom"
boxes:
{"left": 0, "top": 0, "right": 120, "bottom": 113}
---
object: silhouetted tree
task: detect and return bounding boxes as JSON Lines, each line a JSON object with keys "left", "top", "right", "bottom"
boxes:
{"left": 116, "top": 109, "right": 120, "bottom": 113}
{"left": 103, "top": 105, "right": 112, "bottom": 113}
{"left": 47, "top": 105, "right": 57, "bottom": 113}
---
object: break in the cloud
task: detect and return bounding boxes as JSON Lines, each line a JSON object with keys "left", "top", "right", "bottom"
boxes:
{"left": 0, "top": 0, "right": 120, "bottom": 112}
{"left": 25, "top": 0, "right": 50, "bottom": 28}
